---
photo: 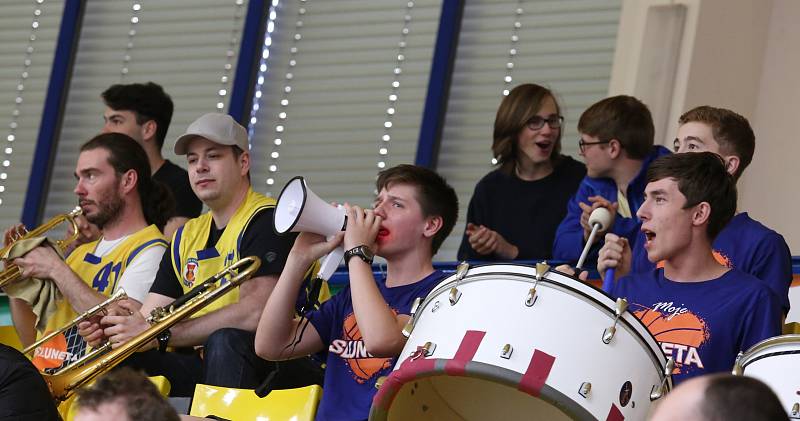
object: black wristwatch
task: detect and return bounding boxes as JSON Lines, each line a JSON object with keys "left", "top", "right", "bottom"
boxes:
{"left": 156, "top": 329, "right": 171, "bottom": 353}
{"left": 344, "top": 245, "right": 375, "bottom": 266}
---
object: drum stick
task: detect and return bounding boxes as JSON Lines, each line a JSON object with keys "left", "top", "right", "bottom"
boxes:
{"left": 575, "top": 207, "right": 612, "bottom": 270}
{"left": 602, "top": 268, "right": 615, "bottom": 293}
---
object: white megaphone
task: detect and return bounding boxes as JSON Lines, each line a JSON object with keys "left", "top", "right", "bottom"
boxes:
{"left": 274, "top": 176, "right": 347, "bottom": 283}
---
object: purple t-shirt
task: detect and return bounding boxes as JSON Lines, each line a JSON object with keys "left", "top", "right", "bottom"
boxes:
{"left": 611, "top": 268, "right": 781, "bottom": 385}
{"left": 307, "top": 270, "right": 446, "bottom": 421}
{"left": 631, "top": 213, "right": 792, "bottom": 313}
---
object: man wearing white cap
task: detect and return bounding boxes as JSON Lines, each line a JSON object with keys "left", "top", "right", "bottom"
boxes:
{"left": 79, "top": 113, "right": 322, "bottom": 396}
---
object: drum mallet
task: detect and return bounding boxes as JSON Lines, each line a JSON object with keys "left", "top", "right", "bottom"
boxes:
{"left": 575, "top": 207, "right": 612, "bottom": 271}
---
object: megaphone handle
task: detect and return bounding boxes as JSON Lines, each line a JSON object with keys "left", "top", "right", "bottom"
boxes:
{"left": 317, "top": 244, "right": 345, "bottom": 281}
{"left": 576, "top": 223, "right": 600, "bottom": 270}
{"left": 602, "top": 268, "right": 615, "bottom": 293}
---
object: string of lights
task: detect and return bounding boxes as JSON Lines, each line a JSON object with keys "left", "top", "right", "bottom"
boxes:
{"left": 0, "top": 0, "right": 46, "bottom": 206}
{"left": 376, "top": 1, "right": 415, "bottom": 172}
{"left": 215, "top": 0, "right": 247, "bottom": 113}
{"left": 492, "top": 1, "right": 524, "bottom": 166}
{"left": 264, "top": 0, "right": 307, "bottom": 196}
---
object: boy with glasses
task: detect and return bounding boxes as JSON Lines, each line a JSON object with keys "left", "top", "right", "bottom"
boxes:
{"left": 553, "top": 95, "right": 670, "bottom": 266}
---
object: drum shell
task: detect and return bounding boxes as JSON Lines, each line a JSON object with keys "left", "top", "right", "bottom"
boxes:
{"left": 371, "top": 264, "right": 671, "bottom": 421}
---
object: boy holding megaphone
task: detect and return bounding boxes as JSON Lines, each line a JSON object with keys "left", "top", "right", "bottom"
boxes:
{"left": 255, "top": 164, "right": 458, "bottom": 421}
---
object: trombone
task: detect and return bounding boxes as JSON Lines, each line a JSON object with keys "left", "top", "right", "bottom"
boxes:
{"left": 22, "top": 288, "right": 129, "bottom": 356}
{"left": 43, "top": 255, "right": 261, "bottom": 403}
{"left": 0, "top": 206, "right": 83, "bottom": 289}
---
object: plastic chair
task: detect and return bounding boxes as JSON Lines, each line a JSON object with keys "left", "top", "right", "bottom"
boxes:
{"left": 0, "top": 325, "right": 22, "bottom": 351}
{"left": 190, "top": 384, "right": 322, "bottom": 421}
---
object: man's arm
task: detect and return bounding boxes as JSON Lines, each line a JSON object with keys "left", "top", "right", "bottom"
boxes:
{"left": 8, "top": 297, "right": 37, "bottom": 347}
{"left": 255, "top": 248, "right": 326, "bottom": 361}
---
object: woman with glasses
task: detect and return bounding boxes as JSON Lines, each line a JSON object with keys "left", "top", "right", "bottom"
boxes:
{"left": 457, "top": 83, "right": 586, "bottom": 261}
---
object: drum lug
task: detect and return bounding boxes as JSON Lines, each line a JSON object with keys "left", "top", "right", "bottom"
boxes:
{"left": 602, "top": 298, "right": 629, "bottom": 344}
{"left": 449, "top": 287, "right": 462, "bottom": 305}
{"left": 410, "top": 341, "right": 436, "bottom": 360}
{"left": 535, "top": 261, "right": 549, "bottom": 281}
{"left": 791, "top": 403, "right": 800, "bottom": 418}
{"left": 525, "top": 288, "right": 537, "bottom": 307}
{"left": 500, "top": 344, "right": 513, "bottom": 359}
{"left": 650, "top": 357, "right": 675, "bottom": 401}
{"left": 578, "top": 382, "right": 591, "bottom": 398}
{"left": 431, "top": 301, "right": 441, "bottom": 312}
{"left": 402, "top": 297, "right": 424, "bottom": 338}
{"left": 375, "top": 376, "right": 387, "bottom": 390}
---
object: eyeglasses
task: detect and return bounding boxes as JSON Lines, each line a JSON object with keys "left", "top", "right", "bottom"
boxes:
{"left": 578, "top": 138, "right": 611, "bottom": 153}
{"left": 526, "top": 115, "right": 564, "bottom": 130}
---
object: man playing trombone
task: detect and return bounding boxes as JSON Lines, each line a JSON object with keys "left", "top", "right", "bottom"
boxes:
{"left": 81, "top": 113, "right": 318, "bottom": 397}
{"left": 4, "top": 133, "right": 173, "bottom": 373}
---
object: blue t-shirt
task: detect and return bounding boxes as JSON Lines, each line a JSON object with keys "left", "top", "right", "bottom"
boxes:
{"left": 631, "top": 213, "right": 792, "bottom": 313}
{"left": 553, "top": 146, "right": 671, "bottom": 266}
{"left": 611, "top": 268, "right": 781, "bottom": 385}
{"left": 307, "top": 270, "right": 446, "bottom": 421}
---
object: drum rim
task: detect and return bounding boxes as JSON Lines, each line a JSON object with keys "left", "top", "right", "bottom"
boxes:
{"left": 733, "top": 333, "right": 800, "bottom": 374}
{"left": 413, "top": 263, "right": 669, "bottom": 375}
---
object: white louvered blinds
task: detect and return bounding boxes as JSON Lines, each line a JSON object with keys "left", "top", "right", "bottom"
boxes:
{"left": 43, "top": 0, "right": 249, "bottom": 222}
{"left": 249, "top": 0, "right": 442, "bottom": 208}
{"left": 436, "top": 0, "right": 622, "bottom": 261}
{"left": 0, "top": 0, "right": 64, "bottom": 228}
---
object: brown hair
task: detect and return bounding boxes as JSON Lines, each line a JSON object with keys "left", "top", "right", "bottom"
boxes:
{"left": 701, "top": 374, "right": 786, "bottom": 421}
{"left": 75, "top": 367, "right": 179, "bottom": 421}
{"left": 80, "top": 132, "right": 176, "bottom": 231}
{"left": 376, "top": 164, "right": 458, "bottom": 255}
{"left": 647, "top": 152, "right": 736, "bottom": 240}
{"left": 678, "top": 106, "right": 755, "bottom": 181}
{"left": 492, "top": 83, "right": 563, "bottom": 175}
{"left": 578, "top": 95, "right": 654, "bottom": 159}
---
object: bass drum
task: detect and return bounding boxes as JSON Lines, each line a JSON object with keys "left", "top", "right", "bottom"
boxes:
{"left": 370, "top": 263, "right": 671, "bottom": 421}
{"left": 733, "top": 334, "right": 800, "bottom": 418}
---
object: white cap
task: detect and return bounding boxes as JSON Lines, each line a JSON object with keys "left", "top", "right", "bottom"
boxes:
{"left": 173, "top": 113, "right": 249, "bottom": 155}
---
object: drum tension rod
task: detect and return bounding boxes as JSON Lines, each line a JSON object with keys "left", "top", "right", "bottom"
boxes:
{"left": 602, "top": 298, "right": 629, "bottom": 344}
{"left": 449, "top": 261, "right": 469, "bottom": 305}
{"left": 649, "top": 357, "right": 675, "bottom": 401}
{"left": 578, "top": 382, "right": 591, "bottom": 398}
{"left": 527, "top": 262, "right": 549, "bottom": 307}
{"left": 791, "top": 402, "right": 800, "bottom": 418}
{"left": 401, "top": 297, "right": 423, "bottom": 338}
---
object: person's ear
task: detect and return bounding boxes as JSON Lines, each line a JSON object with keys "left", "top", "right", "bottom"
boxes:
{"left": 422, "top": 215, "right": 443, "bottom": 239}
{"left": 723, "top": 155, "right": 740, "bottom": 178}
{"left": 692, "top": 202, "right": 711, "bottom": 227}
{"left": 141, "top": 120, "right": 158, "bottom": 143}
{"left": 608, "top": 139, "right": 622, "bottom": 159}
{"left": 120, "top": 169, "right": 138, "bottom": 195}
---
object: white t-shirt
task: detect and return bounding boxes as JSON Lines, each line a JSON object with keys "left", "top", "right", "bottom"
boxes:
{"left": 93, "top": 235, "right": 164, "bottom": 303}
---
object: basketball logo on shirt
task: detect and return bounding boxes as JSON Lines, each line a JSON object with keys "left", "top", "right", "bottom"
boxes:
{"left": 183, "top": 258, "right": 199, "bottom": 287}
{"left": 712, "top": 249, "right": 732, "bottom": 267}
{"left": 633, "top": 302, "right": 709, "bottom": 376}
{"left": 329, "top": 312, "right": 395, "bottom": 384}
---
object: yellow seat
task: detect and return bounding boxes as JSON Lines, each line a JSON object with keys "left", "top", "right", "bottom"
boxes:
{"left": 0, "top": 325, "right": 22, "bottom": 351}
{"left": 190, "top": 384, "right": 322, "bottom": 421}
{"left": 63, "top": 375, "right": 171, "bottom": 420}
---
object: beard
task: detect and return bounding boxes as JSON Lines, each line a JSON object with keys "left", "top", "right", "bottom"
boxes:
{"left": 83, "top": 192, "right": 124, "bottom": 230}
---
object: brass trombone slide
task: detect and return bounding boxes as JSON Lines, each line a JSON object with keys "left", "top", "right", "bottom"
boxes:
{"left": 0, "top": 206, "right": 83, "bottom": 289}
{"left": 43, "top": 255, "right": 261, "bottom": 403}
{"left": 23, "top": 288, "right": 129, "bottom": 355}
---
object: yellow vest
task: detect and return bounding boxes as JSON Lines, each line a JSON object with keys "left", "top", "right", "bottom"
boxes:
{"left": 170, "top": 188, "right": 276, "bottom": 318}
{"left": 32, "top": 225, "right": 167, "bottom": 372}
{"left": 169, "top": 188, "right": 330, "bottom": 319}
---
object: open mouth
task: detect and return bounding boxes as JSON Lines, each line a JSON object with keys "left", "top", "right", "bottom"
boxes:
{"left": 378, "top": 228, "right": 390, "bottom": 238}
{"left": 643, "top": 229, "right": 656, "bottom": 243}
{"left": 534, "top": 141, "right": 552, "bottom": 150}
